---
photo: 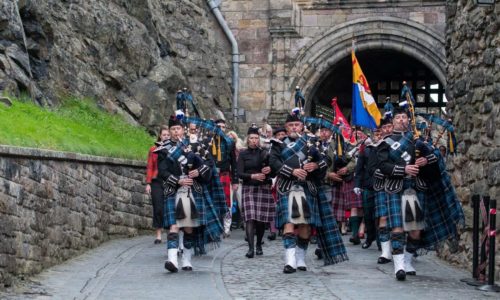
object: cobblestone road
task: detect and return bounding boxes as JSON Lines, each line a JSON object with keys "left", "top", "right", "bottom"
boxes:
{"left": 1, "top": 230, "right": 497, "bottom": 300}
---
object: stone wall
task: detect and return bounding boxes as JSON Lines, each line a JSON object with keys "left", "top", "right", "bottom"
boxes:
{"left": 0, "top": 0, "right": 232, "bottom": 133}
{"left": 444, "top": 0, "right": 499, "bottom": 279}
{"left": 0, "top": 146, "right": 151, "bottom": 287}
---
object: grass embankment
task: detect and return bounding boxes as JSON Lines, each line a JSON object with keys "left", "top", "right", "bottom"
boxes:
{"left": 0, "top": 97, "right": 154, "bottom": 160}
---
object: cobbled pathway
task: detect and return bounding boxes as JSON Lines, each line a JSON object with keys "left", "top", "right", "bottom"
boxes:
{"left": 1, "top": 229, "right": 497, "bottom": 300}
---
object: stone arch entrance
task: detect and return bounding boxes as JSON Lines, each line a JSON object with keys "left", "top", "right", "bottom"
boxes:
{"left": 285, "top": 16, "right": 446, "bottom": 115}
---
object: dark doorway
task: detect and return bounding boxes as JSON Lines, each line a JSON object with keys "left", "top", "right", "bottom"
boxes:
{"left": 309, "top": 49, "right": 447, "bottom": 121}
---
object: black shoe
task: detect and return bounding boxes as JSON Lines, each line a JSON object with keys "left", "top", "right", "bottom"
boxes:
{"left": 362, "top": 240, "right": 373, "bottom": 249}
{"left": 283, "top": 265, "right": 296, "bottom": 274}
{"left": 297, "top": 266, "right": 307, "bottom": 271}
{"left": 406, "top": 271, "right": 416, "bottom": 276}
{"left": 377, "top": 257, "right": 392, "bottom": 264}
{"left": 314, "top": 248, "right": 323, "bottom": 260}
{"left": 246, "top": 249, "right": 254, "bottom": 258}
{"left": 349, "top": 236, "right": 361, "bottom": 245}
{"left": 154, "top": 239, "right": 162, "bottom": 244}
{"left": 164, "top": 261, "right": 178, "bottom": 273}
{"left": 182, "top": 266, "right": 193, "bottom": 271}
{"left": 396, "top": 270, "right": 406, "bottom": 281}
{"left": 267, "top": 232, "right": 276, "bottom": 241}
{"left": 256, "top": 246, "right": 263, "bottom": 256}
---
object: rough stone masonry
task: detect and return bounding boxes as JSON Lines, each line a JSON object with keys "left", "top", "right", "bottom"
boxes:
{"left": 0, "top": 146, "right": 151, "bottom": 287}
{"left": 444, "top": 0, "right": 500, "bottom": 280}
{"left": 0, "top": 0, "right": 233, "bottom": 133}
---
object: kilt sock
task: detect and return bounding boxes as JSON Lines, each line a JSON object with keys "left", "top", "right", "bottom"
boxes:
{"left": 391, "top": 232, "right": 405, "bottom": 255}
{"left": 167, "top": 232, "right": 179, "bottom": 249}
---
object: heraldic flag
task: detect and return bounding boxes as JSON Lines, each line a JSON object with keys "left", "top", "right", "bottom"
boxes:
{"left": 352, "top": 51, "right": 381, "bottom": 129}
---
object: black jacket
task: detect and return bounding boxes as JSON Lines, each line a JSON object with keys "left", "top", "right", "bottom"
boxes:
{"left": 237, "top": 147, "right": 271, "bottom": 185}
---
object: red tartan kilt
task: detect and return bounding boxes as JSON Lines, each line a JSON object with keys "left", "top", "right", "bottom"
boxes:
{"left": 271, "top": 184, "right": 278, "bottom": 202}
{"left": 219, "top": 172, "right": 231, "bottom": 207}
{"left": 342, "top": 180, "right": 362, "bottom": 209}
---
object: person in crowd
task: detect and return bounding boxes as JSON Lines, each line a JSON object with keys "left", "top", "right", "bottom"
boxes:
{"left": 376, "top": 107, "right": 436, "bottom": 280}
{"left": 294, "top": 86, "right": 306, "bottom": 111}
{"left": 270, "top": 111, "right": 347, "bottom": 273}
{"left": 237, "top": 125, "right": 274, "bottom": 257}
{"left": 157, "top": 115, "right": 223, "bottom": 273}
{"left": 259, "top": 123, "right": 273, "bottom": 150}
{"left": 226, "top": 130, "right": 245, "bottom": 233}
{"left": 268, "top": 127, "right": 287, "bottom": 241}
{"left": 212, "top": 120, "right": 239, "bottom": 232}
{"left": 146, "top": 125, "right": 170, "bottom": 244}
{"left": 373, "top": 117, "right": 394, "bottom": 264}
{"left": 354, "top": 128, "right": 382, "bottom": 250}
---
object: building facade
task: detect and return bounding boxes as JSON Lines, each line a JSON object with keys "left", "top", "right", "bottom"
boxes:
{"left": 221, "top": 0, "right": 447, "bottom": 124}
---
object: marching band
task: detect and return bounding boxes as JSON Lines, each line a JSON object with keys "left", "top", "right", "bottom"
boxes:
{"left": 145, "top": 83, "right": 463, "bottom": 281}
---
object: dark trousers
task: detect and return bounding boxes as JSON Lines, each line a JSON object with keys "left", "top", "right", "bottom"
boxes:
{"left": 362, "top": 190, "right": 377, "bottom": 242}
{"left": 151, "top": 180, "right": 164, "bottom": 229}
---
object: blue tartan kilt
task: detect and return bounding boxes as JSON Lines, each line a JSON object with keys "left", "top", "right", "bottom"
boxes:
{"left": 164, "top": 187, "right": 205, "bottom": 228}
{"left": 163, "top": 185, "right": 224, "bottom": 255}
{"left": 421, "top": 180, "right": 462, "bottom": 249}
{"left": 163, "top": 186, "right": 222, "bottom": 231}
{"left": 275, "top": 183, "right": 321, "bottom": 229}
{"left": 375, "top": 191, "right": 388, "bottom": 218}
{"left": 386, "top": 180, "right": 425, "bottom": 230}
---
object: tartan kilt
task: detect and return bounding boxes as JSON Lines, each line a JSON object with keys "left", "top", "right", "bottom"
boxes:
{"left": 375, "top": 191, "right": 388, "bottom": 218}
{"left": 421, "top": 179, "right": 462, "bottom": 249}
{"left": 325, "top": 185, "right": 346, "bottom": 222}
{"left": 219, "top": 172, "right": 231, "bottom": 207}
{"left": 164, "top": 187, "right": 207, "bottom": 228}
{"left": 163, "top": 185, "right": 223, "bottom": 254}
{"left": 316, "top": 185, "right": 349, "bottom": 265}
{"left": 386, "top": 182, "right": 425, "bottom": 230}
{"left": 275, "top": 183, "right": 321, "bottom": 229}
{"left": 242, "top": 184, "right": 275, "bottom": 223}
{"left": 342, "top": 180, "right": 362, "bottom": 208}
{"left": 275, "top": 182, "right": 348, "bottom": 265}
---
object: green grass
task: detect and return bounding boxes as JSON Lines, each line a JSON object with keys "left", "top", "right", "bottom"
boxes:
{"left": 0, "top": 96, "right": 154, "bottom": 160}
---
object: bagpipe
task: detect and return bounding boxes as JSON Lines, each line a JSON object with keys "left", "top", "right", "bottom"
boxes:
{"left": 156, "top": 112, "right": 235, "bottom": 178}
{"left": 301, "top": 115, "right": 346, "bottom": 167}
{"left": 399, "top": 81, "right": 456, "bottom": 157}
{"left": 400, "top": 81, "right": 421, "bottom": 139}
{"left": 416, "top": 112, "right": 457, "bottom": 156}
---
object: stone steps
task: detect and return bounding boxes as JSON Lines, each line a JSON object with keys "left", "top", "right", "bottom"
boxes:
{"left": 266, "top": 109, "right": 289, "bottom": 129}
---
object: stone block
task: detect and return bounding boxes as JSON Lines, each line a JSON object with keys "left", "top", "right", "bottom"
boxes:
{"left": 238, "top": 19, "right": 268, "bottom": 28}
{"left": 270, "top": 0, "right": 292, "bottom": 10}
{"left": 487, "top": 162, "right": 500, "bottom": 186}
{"left": 240, "top": 89, "right": 266, "bottom": 101}
{"left": 424, "top": 12, "right": 438, "bottom": 24}
{"left": 316, "top": 14, "right": 332, "bottom": 27}
{"left": 302, "top": 14, "right": 318, "bottom": 27}
{"left": 409, "top": 12, "right": 425, "bottom": 24}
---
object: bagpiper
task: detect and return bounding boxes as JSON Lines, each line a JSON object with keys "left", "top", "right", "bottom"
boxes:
{"left": 269, "top": 109, "right": 347, "bottom": 273}
{"left": 156, "top": 113, "right": 224, "bottom": 272}
{"left": 376, "top": 106, "right": 440, "bottom": 280}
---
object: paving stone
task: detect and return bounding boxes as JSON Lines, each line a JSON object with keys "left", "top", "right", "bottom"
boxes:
{"left": 1, "top": 231, "right": 493, "bottom": 300}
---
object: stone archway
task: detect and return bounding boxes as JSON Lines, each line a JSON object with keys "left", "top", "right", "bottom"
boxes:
{"left": 284, "top": 16, "right": 446, "bottom": 114}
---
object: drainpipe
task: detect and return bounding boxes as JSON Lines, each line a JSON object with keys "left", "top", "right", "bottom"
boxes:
{"left": 206, "top": 0, "right": 239, "bottom": 125}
